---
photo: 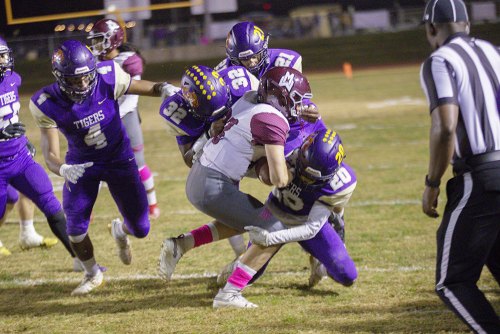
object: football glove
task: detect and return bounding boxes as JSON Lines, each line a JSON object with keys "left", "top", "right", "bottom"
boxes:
{"left": 0, "top": 122, "right": 26, "bottom": 140}
{"left": 245, "top": 226, "right": 271, "bottom": 247}
{"left": 59, "top": 162, "right": 93, "bottom": 184}
{"left": 160, "top": 82, "right": 181, "bottom": 99}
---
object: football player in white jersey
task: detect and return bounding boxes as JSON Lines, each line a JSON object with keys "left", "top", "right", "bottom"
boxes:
{"left": 159, "top": 64, "right": 259, "bottom": 257}
{"left": 158, "top": 67, "right": 313, "bottom": 291}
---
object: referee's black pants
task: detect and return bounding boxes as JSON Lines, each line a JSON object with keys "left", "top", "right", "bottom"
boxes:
{"left": 436, "top": 164, "right": 500, "bottom": 334}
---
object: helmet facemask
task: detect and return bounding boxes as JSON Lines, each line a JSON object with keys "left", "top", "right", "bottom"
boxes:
{"left": 0, "top": 47, "right": 14, "bottom": 82}
{"left": 53, "top": 69, "right": 97, "bottom": 103}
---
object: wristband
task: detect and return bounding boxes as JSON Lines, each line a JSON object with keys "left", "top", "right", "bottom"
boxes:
{"left": 425, "top": 175, "right": 440, "bottom": 188}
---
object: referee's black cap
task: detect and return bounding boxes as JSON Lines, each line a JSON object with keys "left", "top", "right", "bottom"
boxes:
{"left": 422, "top": 0, "right": 469, "bottom": 23}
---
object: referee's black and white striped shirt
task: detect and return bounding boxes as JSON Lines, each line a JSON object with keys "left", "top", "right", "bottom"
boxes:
{"left": 420, "top": 32, "right": 500, "bottom": 161}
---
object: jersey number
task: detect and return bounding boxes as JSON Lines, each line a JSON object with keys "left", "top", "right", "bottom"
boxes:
{"left": 274, "top": 53, "right": 295, "bottom": 67}
{"left": 0, "top": 102, "right": 20, "bottom": 128}
{"left": 227, "top": 68, "right": 249, "bottom": 90}
{"left": 280, "top": 189, "right": 304, "bottom": 211}
{"left": 162, "top": 101, "right": 187, "bottom": 125}
{"left": 330, "top": 167, "right": 351, "bottom": 191}
{"left": 84, "top": 123, "right": 108, "bottom": 150}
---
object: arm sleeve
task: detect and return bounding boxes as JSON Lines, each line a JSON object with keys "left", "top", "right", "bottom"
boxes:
{"left": 250, "top": 112, "right": 288, "bottom": 145}
{"left": 265, "top": 202, "right": 330, "bottom": 245}
{"left": 420, "top": 56, "right": 458, "bottom": 113}
{"left": 318, "top": 182, "right": 357, "bottom": 208}
{"left": 113, "top": 62, "right": 132, "bottom": 100}
{"left": 29, "top": 99, "right": 57, "bottom": 128}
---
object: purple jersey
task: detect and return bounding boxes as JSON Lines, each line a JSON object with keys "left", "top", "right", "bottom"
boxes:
{"left": 30, "top": 61, "right": 133, "bottom": 164}
{"left": 215, "top": 48, "right": 302, "bottom": 79}
{"left": 160, "top": 66, "right": 258, "bottom": 146}
{"left": 269, "top": 162, "right": 357, "bottom": 217}
{"left": 0, "top": 71, "right": 27, "bottom": 158}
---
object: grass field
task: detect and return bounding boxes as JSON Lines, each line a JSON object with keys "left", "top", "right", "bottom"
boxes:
{"left": 0, "top": 64, "right": 498, "bottom": 333}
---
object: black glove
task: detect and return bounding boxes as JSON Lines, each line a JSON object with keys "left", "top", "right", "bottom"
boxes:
{"left": 0, "top": 122, "right": 26, "bottom": 139}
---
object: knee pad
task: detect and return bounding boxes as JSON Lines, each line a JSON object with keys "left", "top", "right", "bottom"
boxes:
{"left": 6, "top": 185, "right": 19, "bottom": 204}
{"left": 68, "top": 232, "right": 87, "bottom": 243}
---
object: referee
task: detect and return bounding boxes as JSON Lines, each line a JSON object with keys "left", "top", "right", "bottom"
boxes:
{"left": 420, "top": 0, "right": 500, "bottom": 333}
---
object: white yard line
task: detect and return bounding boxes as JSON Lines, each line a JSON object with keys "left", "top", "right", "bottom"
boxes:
{"left": 0, "top": 266, "right": 433, "bottom": 287}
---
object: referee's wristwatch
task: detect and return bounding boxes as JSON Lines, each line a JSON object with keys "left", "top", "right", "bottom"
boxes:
{"left": 425, "top": 175, "right": 440, "bottom": 188}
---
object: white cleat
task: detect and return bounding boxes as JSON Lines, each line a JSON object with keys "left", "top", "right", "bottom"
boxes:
{"left": 216, "top": 259, "right": 238, "bottom": 288}
{"left": 308, "top": 256, "right": 327, "bottom": 288}
{"left": 109, "top": 219, "right": 132, "bottom": 265}
{"left": 213, "top": 290, "right": 258, "bottom": 309}
{"left": 158, "top": 238, "right": 183, "bottom": 281}
{"left": 19, "top": 232, "right": 58, "bottom": 250}
{"left": 71, "top": 269, "right": 104, "bottom": 296}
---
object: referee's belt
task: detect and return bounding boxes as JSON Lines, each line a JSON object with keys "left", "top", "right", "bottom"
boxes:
{"left": 453, "top": 150, "right": 500, "bottom": 175}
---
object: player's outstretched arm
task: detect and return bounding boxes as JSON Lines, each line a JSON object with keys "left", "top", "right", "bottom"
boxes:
{"left": 128, "top": 79, "right": 180, "bottom": 98}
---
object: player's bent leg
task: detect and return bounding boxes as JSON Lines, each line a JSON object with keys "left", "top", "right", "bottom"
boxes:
{"left": 300, "top": 223, "right": 357, "bottom": 287}
{"left": 228, "top": 234, "right": 246, "bottom": 257}
{"left": 11, "top": 163, "right": 74, "bottom": 255}
{"left": 18, "top": 194, "right": 58, "bottom": 250}
{"left": 0, "top": 185, "right": 18, "bottom": 226}
{"left": 106, "top": 160, "right": 150, "bottom": 239}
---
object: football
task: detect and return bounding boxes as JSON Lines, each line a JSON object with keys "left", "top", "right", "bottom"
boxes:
{"left": 254, "top": 157, "right": 272, "bottom": 186}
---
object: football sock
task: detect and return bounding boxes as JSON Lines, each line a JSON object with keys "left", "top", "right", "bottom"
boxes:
{"left": 81, "top": 257, "right": 100, "bottom": 276}
{"left": 47, "top": 210, "right": 75, "bottom": 257}
{"left": 226, "top": 262, "right": 257, "bottom": 292}
{"left": 19, "top": 219, "right": 36, "bottom": 235}
{"left": 180, "top": 222, "right": 219, "bottom": 252}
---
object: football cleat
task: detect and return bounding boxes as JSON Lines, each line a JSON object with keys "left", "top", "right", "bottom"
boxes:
{"left": 308, "top": 256, "right": 327, "bottom": 288}
{"left": 149, "top": 204, "right": 161, "bottom": 220}
{"left": 216, "top": 259, "right": 238, "bottom": 288}
{"left": 158, "top": 238, "right": 183, "bottom": 281}
{"left": 71, "top": 269, "right": 104, "bottom": 296}
{"left": 19, "top": 232, "right": 58, "bottom": 250}
{"left": 109, "top": 218, "right": 132, "bottom": 265}
{"left": 213, "top": 289, "right": 258, "bottom": 309}
{"left": 0, "top": 245, "right": 11, "bottom": 256}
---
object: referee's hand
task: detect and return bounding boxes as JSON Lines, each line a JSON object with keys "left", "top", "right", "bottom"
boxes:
{"left": 422, "top": 186, "right": 440, "bottom": 218}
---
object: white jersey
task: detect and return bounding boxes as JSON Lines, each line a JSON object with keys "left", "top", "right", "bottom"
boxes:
{"left": 200, "top": 91, "right": 289, "bottom": 182}
{"left": 113, "top": 51, "right": 142, "bottom": 118}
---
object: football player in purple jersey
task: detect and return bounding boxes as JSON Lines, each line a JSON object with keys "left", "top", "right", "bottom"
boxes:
{"left": 0, "top": 37, "right": 77, "bottom": 262}
{"left": 214, "top": 129, "right": 358, "bottom": 308}
{"left": 88, "top": 19, "right": 162, "bottom": 219}
{"left": 158, "top": 67, "right": 316, "bottom": 290}
{"left": 215, "top": 21, "right": 319, "bottom": 123}
{"left": 29, "top": 40, "right": 175, "bottom": 296}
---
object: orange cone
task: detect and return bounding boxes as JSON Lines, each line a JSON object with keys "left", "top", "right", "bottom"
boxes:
{"left": 343, "top": 62, "right": 353, "bottom": 79}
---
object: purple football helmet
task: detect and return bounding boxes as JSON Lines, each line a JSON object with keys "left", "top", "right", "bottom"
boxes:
{"left": 0, "top": 37, "right": 14, "bottom": 82}
{"left": 180, "top": 65, "right": 231, "bottom": 122}
{"left": 257, "top": 66, "right": 312, "bottom": 122}
{"left": 296, "top": 129, "right": 345, "bottom": 187}
{"left": 226, "top": 22, "right": 269, "bottom": 76}
{"left": 87, "top": 19, "right": 125, "bottom": 56}
{"left": 51, "top": 40, "right": 97, "bottom": 103}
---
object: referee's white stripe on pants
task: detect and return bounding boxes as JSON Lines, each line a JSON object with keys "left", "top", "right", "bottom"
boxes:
{"left": 436, "top": 173, "right": 486, "bottom": 334}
